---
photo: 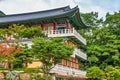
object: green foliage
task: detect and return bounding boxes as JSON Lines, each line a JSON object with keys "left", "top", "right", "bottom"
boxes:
{"left": 87, "top": 55, "right": 99, "bottom": 63}
{"left": 0, "top": 24, "right": 45, "bottom": 69}
{"left": 80, "top": 11, "right": 120, "bottom": 70}
{"left": 105, "top": 66, "right": 120, "bottom": 80}
{"left": 7, "top": 24, "right": 25, "bottom": 39}
{"left": 79, "top": 11, "right": 120, "bottom": 80}
{"left": 0, "top": 28, "right": 6, "bottom": 40}
{"left": 87, "top": 66, "right": 104, "bottom": 80}
{"left": 32, "top": 37, "right": 74, "bottom": 79}
{"left": 13, "top": 44, "right": 33, "bottom": 68}
{"left": 15, "top": 68, "right": 42, "bottom": 73}
{"left": 5, "top": 24, "right": 45, "bottom": 39}
{"left": 0, "top": 11, "right": 5, "bottom": 16}
{"left": 20, "top": 27, "right": 45, "bottom": 38}
{"left": 105, "top": 12, "right": 120, "bottom": 27}
{"left": 32, "top": 37, "right": 74, "bottom": 64}
{"left": 81, "top": 12, "right": 103, "bottom": 27}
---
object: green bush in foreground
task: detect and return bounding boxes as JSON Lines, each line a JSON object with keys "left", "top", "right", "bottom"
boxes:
{"left": 87, "top": 66, "right": 104, "bottom": 80}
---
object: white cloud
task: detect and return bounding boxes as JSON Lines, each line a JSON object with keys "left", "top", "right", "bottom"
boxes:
{"left": 0, "top": 0, "right": 49, "bottom": 14}
{"left": 80, "top": 5, "right": 107, "bottom": 18}
{"left": 0, "top": 0, "right": 119, "bottom": 18}
{"left": 0, "top": 0, "right": 74, "bottom": 14}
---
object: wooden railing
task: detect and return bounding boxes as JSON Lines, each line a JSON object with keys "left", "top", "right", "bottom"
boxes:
{"left": 50, "top": 64, "right": 86, "bottom": 77}
{"left": 74, "top": 48, "right": 87, "bottom": 60}
{"left": 45, "top": 28, "right": 86, "bottom": 45}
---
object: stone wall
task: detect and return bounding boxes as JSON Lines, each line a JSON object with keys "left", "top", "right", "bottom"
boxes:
{"left": 0, "top": 71, "right": 37, "bottom": 80}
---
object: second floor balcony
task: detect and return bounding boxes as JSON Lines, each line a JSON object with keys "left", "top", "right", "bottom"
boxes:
{"left": 44, "top": 28, "right": 86, "bottom": 45}
{"left": 71, "top": 48, "right": 87, "bottom": 60}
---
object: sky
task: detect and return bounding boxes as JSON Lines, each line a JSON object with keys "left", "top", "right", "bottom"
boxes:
{"left": 0, "top": 0, "right": 120, "bottom": 18}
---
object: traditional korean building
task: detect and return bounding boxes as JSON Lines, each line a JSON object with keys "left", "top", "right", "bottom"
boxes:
{"left": 0, "top": 6, "right": 87, "bottom": 80}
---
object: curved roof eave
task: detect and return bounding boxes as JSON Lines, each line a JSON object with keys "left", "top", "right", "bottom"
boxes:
{"left": 76, "top": 10, "right": 87, "bottom": 28}
{"left": 0, "top": 6, "right": 86, "bottom": 28}
{"left": 0, "top": 5, "right": 71, "bottom": 24}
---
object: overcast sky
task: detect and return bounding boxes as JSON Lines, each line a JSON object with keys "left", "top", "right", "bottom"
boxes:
{"left": 0, "top": 0, "right": 120, "bottom": 18}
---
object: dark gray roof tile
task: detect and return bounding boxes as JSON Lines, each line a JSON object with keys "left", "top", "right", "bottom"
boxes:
{"left": 0, "top": 6, "right": 72, "bottom": 24}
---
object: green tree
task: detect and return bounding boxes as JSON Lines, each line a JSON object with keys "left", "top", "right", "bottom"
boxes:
{"left": 13, "top": 44, "right": 33, "bottom": 68}
{"left": 0, "top": 11, "right": 5, "bottom": 16}
{"left": 105, "top": 66, "right": 120, "bottom": 80}
{"left": 9, "top": 24, "right": 45, "bottom": 68}
{"left": 0, "top": 28, "right": 6, "bottom": 40}
{"left": 0, "top": 24, "right": 24, "bottom": 69}
{"left": 79, "top": 11, "right": 120, "bottom": 70}
{"left": 0, "top": 24, "right": 45, "bottom": 69}
{"left": 78, "top": 11, "right": 120, "bottom": 80}
{"left": 0, "top": 42, "right": 22, "bottom": 69}
{"left": 6, "top": 24, "right": 25, "bottom": 39}
{"left": 87, "top": 66, "right": 104, "bottom": 80}
{"left": 81, "top": 12, "right": 103, "bottom": 27}
{"left": 105, "top": 12, "right": 120, "bottom": 27}
{"left": 32, "top": 37, "right": 74, "bottom": 80}
{"left": 20, "top": 26, "right": 45, "bottom": 38}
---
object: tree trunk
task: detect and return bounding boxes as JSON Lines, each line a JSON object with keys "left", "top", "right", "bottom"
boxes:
{"left": 43, "top": 67, "right": 51, "bottom": 80}
{"left": 44, "top": 73, "right": 49, "bottom": 80}
{"left": 23, "top": 58, "right": 28, "bottom": 68}
{"left": 8, "top": 59, "right": 13, "bottom": 69}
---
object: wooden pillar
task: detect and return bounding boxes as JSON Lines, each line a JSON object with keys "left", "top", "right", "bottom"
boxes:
{"left": 66, "top": 19, "right": 69, "bottom": 29}
{"left": 53, "top": 23, "right": 56, "bottom": 30}
{"left": 41, "top": 24, "right": 44, "bottom": 31}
